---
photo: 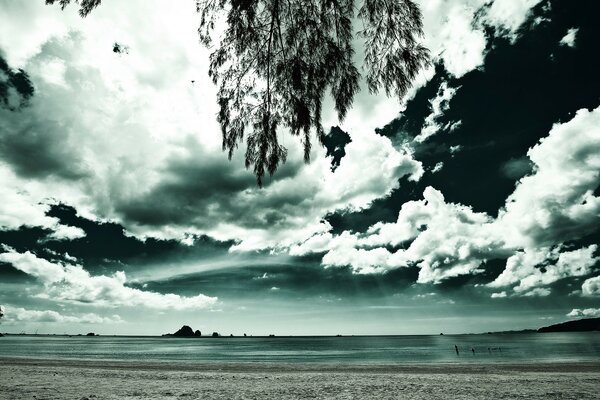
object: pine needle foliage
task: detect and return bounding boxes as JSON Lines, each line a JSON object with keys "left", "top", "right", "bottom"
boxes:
{"left": 46, "top": 0, "right": 430, "bottom": 186}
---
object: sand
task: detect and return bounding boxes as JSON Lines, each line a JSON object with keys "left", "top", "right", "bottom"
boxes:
{"left": 1, "top": 358, "right": 599, "bottom": 400}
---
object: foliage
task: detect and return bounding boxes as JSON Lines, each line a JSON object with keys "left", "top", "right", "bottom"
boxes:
{"left": 46, "top": 0, "right": 430, "bottom": 185}
{"left": 45, "top": 0, "right": 101, "bottom": 17}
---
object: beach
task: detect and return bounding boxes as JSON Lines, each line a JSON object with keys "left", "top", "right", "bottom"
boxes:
{"left": 1, "top": 358, "right": 599, "bottom": 400}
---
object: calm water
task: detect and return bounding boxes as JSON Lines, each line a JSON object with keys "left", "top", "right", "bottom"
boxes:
{"left": 0, "top": 333, "right": 599, "bottom": 364}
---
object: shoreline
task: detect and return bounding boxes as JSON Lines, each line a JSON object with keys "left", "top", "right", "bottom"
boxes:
{"left": 2, "top": 357, "right": 600, "bottom": 373}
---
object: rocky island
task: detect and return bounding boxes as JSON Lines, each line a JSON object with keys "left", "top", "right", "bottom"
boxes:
{"left": 164, "top": 325, "right": 202, "bottom": 337}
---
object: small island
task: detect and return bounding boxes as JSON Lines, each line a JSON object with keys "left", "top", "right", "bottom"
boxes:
{"left": 164, "top": 325, "right": 202, "bottom": 337}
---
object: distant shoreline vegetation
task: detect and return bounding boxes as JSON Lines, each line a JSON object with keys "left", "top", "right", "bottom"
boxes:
{"left": 1, "top": 318, "right": 598, "bottom": 337}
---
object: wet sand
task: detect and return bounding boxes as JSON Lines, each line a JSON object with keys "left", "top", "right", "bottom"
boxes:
{"left": 1, "top": 358, "right": 599, "bottom": 399}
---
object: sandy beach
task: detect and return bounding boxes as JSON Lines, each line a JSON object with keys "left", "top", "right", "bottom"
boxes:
{"left": 1, "top": 358, "right": 599, "bottom": 400}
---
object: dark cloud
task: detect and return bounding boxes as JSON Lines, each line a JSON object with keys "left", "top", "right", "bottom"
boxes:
{"left": 115, "top": 137, "right": 306, "bottom": 230}
{"left": 0, "top": 203, "right": 235, "bottom": 276}
{"left": 0, "top": 43, "right": 88, "bottom": 180}
{"left": 0, "top": 117, "right": 88, "bottom": 180}
{"left": 0, "top": 54, "right": 34, "bottom": 110}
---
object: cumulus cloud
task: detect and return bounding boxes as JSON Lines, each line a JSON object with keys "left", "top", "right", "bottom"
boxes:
{"left": 567, "top": 308, "right": 600, "bottom": 318}
{"left": 559, "top": 27, "right": 579, "bottom": 48}
{"left": 0, "top": 250, "right": 217, "bottom": 310}
{"left": 317, "top": 186, "right": 509, "bottom": 282}
{"left": 417, "top": 0, "right": 542, "bottom": 80}
{"left": 497, "top": 107, "right": 600, "bottom": 249}
{"left": 301, "top": 106, "right": 600, "bottom": 293}
{"left": 482, "top": 0, "right": 544, "bottom": 37}
{"left": 2, "top": 306, "right": 122, "bottom": 324}
{"left": 488, "top": 245, "right": 599, "bottom": 296}
{"left": 435, "top": 5, "right": 487, "bottom": 77}
{"left": 582, "top": 276, "right": 600, "bottom": 297}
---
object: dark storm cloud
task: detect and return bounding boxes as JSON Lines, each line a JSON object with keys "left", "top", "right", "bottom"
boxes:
{"left": 0, "top": 45, "right": 88, "bottom": 180}
{"left": 0, "top": 117, "right": 88, "bottom": 180}
{"left": 115, "top": 137, "right": 306, "bottom": 230}
{"left": 327, "top": 0, "right": 600, "bottom": 236}
{"left": 0, "top": 54, "right": 34, "bottom": 110}
{"left": 0, "top": 203, "right": 235, "bottom": 275}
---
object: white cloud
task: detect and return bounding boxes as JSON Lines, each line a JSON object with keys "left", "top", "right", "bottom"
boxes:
{"left": 47, "top": 224, "right": 86, "bottom": 241}
{"left": 417, "top": 0, "right": 542, "bottom": 79}
{"left": 491, "top": 291, "right": 507, "bottom": 298}
{"left": 321, "top": 186, "right": 509, "bottom": 282}
{"left": 0, "top": 250, "right": 218, "bottom": 310}
{"left": 522, "top": 287, "right": 551, "bottom": 297}
{"left": 416, "top": 82, "right": 458, "bottom": 142}
{"left": 303, "top": 106, "right": 600, "bottom": 293}
{"left": 488, "top": 245, "right": 599, "bottom": 295}
{"left": 0, "top": 168, "right": 85, "bottom": 240}
{"left": 436, "top": 6, "right": 487, "bottom": 77}
{"left": 323, "top": 247, "right": 393, "bottom": 274}
{"left": 496, "top": 107, "right": 600, "bottom": 249}
{"left": 559, "top": 27, "right": 579, "bottom": 48}
{"left": 482, "top": 0, "right": 543, "bottom": 38}
{"left": 567, "top": 308, "right": 600, "bottom": 318}
{"left": 582, "top": 276, "right": 600, "bottom": 297}
{"left": 2, "top": 306, "right": 122, "bottom": 324}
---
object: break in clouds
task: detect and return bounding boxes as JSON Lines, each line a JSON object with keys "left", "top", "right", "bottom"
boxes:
{"left": 0, "top": 0, "right": 598, "bottom": 333}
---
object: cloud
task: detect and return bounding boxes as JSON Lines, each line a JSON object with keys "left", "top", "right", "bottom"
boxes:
{"left": 582, "top": 276, "right": 600, "bottom": 297}
{"left": 417, "top": 0, "right": 543, "bottom": 80}
{"left": 497, "top": 107, "right": 600, "bottom": 249}
{"left": 416, "top": 81, "right": 458, "bottom": 142}
{"left": 559, "top": 27, "right": 579, "bottom": 48}
{"left": 488, "top": 245, "right": 599, "bottom": 296}
{"left": 0, "top": 168, "right": 86, "bottom": 240}
{"left": 0, "top": 250, "right": 218, "bottom": 310}
{"left": 0, "top": 2, "right": 425, "bottom": 253}
{"left": 435, "top": 5, "right": 487, "bottom": 77}
{"left": 2, "top": 306, "right": 122, "bottom": 324}
{"left": 482, "top": 0, "right": 544, "bottom": 38}
{"left": 318, "top": 186, "right": 508, "bottom": 282}
{"left": 567, "top": 308, "right": 600, "bottom": 318}
{"left": 300, "top": 105, "right": 600, "bottom": 291}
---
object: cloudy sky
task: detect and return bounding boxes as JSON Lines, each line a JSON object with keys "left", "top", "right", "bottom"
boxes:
{"left": 0, "top": 0, "right": 599, "bottom": 335}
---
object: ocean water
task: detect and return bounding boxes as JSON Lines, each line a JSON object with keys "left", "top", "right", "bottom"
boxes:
{"left": 0, "top": 333, "right": 599, "bottom": 364}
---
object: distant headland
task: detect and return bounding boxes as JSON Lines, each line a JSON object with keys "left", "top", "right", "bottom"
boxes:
{"left": 538, "top": 318, "right": 600, "bottom": 333}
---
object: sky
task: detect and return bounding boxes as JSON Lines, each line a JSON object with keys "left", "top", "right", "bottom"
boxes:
{"left": 0, "top": 0, "right": 599, "bottom": 336}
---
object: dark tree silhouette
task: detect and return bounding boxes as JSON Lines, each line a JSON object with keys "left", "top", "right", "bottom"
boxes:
{"left": 46, "top": 0, "right": 430, "bottom": 185}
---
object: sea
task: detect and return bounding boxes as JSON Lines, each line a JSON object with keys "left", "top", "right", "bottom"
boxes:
{"left": 0, "top": 333, "right": 599, "bottom": 364}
